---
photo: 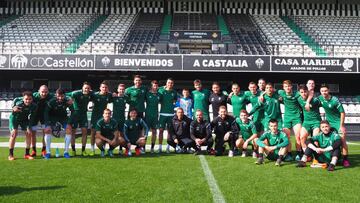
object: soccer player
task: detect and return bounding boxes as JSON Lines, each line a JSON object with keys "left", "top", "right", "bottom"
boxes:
{"left": 297, "top": 120, "right": 342, "bottom": 171}
{"left": 158, "top": 78, "right": 178, "bottom": 153}
{"left": 95, "top": 109, "right": 122, "bottom": 157}
{"left": 305, "top": 79, "right": 316, "bottom": 112}
{"left": 192, "top": 79, "right": 211, "bottom": 121}
{"left": 145, "top": 80, "right": 160, "bottom": 153}
{"left": 43, "top": 89, "right": 72, "bottom": 159}
{"left": 66, "top": 82, "right": 93, "bottom": 156}
{"left": 246, "top": 82, "right": 265, "bottom": 134}
{"left": 256, "top": 119, "right": 289, "bottom": 166}
{"left": 278, "top": 80, "right": 302, "bottom": 161}
{"left": 227, "top": 83, "right": 248, "bottom": 118}
{"left": 190, "top": 110, "right": 214, "bottom": 155}
{"left": 210, "top": 105, "right": 236, "bottom": 157}
{"left": 89, "top": 81, "right": 112, "bottom": 156}
{"left": 297, "top": 85, "right": 321, "bottom": 153}
{"left": 123, "top": 108, "right": 149, "bottom": 156}
{"left": 167, "top": 108, "right": 195, "bottom": 153}
{"left": 176, "top": 88, "right": 193, "bottom": 118}
{"left": 125, "top": 75, "right": 147, "bottom": 118}
{"left": 258, "top": 78, "right": 266, "bottom": 92}
{"left": 318, "top": 84, "right": 350, "bottom": 167}
{"left": 209, "top": 82, "right": 227, "bottom": 119}
{"left": 8, "top": 91, "right": 37, "bottom": 160}
{"left": 112, "top": 83, "right": 128, "bottom": 154}
{"left": 233, "top": 110, "right": 258, "bottom": 158}
{"left": 30, "top": 85, "right": 54, "bottom": 157}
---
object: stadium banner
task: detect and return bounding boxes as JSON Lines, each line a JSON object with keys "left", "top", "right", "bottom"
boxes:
{"left": 271, "top": 57, "right": 357, "bottom": 73}
{"left": 95, "top": 55, "right": 182, "bottom": 71}
{"left": 182, "top": 55, "right": 270, "bottom": 72}
{"left": 170, "top": 31, "right": 221, "bottom": 40}
{"left": 6, "top": 54, "right": 95, "bottom": 70}
{"left": 0, "top": 54, "right": 9, "bottom": 69}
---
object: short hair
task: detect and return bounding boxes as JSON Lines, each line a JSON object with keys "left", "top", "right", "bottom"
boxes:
{"left": 258, "top": 78, "right": 266, "bottom": 82}
{"left": 266, "top": 82, "right": 273, "bottom": 87}
{"left": 177, "top": 107, "right": 184, "bottom": 112}
{"left": 182, "top": 88, "right": 189, "bottom": 92}
{"left": 232, "top": 83, "right": 239, "bottom": 88}
{"left": 298, "top": 84, "right": 307, "bottom": 91}
{"left": 196, "top": 109, "right": 202, "bottom": 114}
{"left": 167, "top": 78, "right": 174, "bottom": 82}
{"left": 151, "top": 80, "right": 158, "bottom": 85}
{"left": 283, "top": 80, "right": 292, "bottom": 86}
{"left": 129, "top": 108, "right": 137, "bottom": 113}
{"left": 104, "top": 108, "right": 112, "bottom": 113}
{"left": 134, "top": 75, "right": 141, "bottom": 80}
{"left": 22, "top": 91, "right": 33, "bottom": 97}
{"left": 248, "top": 81, "right": 257, "bottom": 86}
{"left": 240, "top": 109, "right": 248, "bottom": 115}
{"left": 83, "top": 81, "right": 91, "bottom": 87}
{"left": 320, "top": 120, "right": 330, "bottom": 125}
{"left": 56, "top": 88, "right": 65, "bottom": 95}
{"left": 320, "top": 83, "right": 329, "bottom": 89}
{"left": 118, "top": 83, "right": 125, "bottom": 88}
{"left": 101, "top": 80, "right": 109, "bottom": 87}
{"left": 193, "top": 79, "right": 201, "bottom": 85}
{"left": 212, "top": 81, "right": 220, "bottom": 87}
{"left": 269, "top": 119, "right": 278, "bottom": 124}
{"left": 219, "top": 105, "right": 227, "bottom": 111}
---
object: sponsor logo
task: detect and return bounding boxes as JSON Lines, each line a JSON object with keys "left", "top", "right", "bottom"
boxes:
{"left": 29, "top": 57, "right": 93, "bottom": 68}
{"left": 0, "top": 55, "right": 7, "bottom": 68}
{"left": 342, "top": 59, "right": 354, "bottom": 72}
{"left": 101, "top": 56, "right": 110, "bottom": 67}
{"left": 255, "top": 58, "right": 264, "bottom": 69}
{"left": 11, "top": 54, "right": 28, "bottom": 68}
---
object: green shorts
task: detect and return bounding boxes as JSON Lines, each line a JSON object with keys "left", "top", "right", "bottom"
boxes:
{"left": 68, "top": 111, "right": 88, "bottom": 129}
{"left": 9, "top": 115, "right": 29, "bottom": 131}
{"left": 145, "top": 116, "right": 158, "bottom": 129}
{"left": 263, "top": 118, "right": 283, "bottom": 131}
{"left": 283, "top": 116, "right": 302, "bottom": 129}
{"left": 254, "top": 120, "right": 264, "bottom": 133}
{"left": 329, "top": 122, "right": 341, "bottom": 133}
{"left": 30, "top": 115, "right": 45, "bottom": 127}
{"left": 266, "top": 149, "right": 280, "bottom": 161}
{"left": 302, "top": 121, "right": 320, "bottom": 134}
{"left": 158, "top": 115, "right": 173, "bottom": 129}
{"left": 90, "top": 114, "right": 102, "bottom": 129}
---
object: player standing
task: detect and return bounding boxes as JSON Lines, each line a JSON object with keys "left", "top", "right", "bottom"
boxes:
{"left": 209, "top": 82, "right": 227, "bottom": 120}
{"left": 227, "top": 83, "right": 248, "bottom": 118}
{"left": 192, "top": 79, "right": 211, "bottom": 121}
{"left": 125, "top": 75, "right": 147, "bottom": 118}
{"left": 112, "top": 83, "right": 128, "bottom": 155}
{"left": 145, "top": 80, "right": 160, "bottom": 153}
{"left": 246, "top": 82, "right": 265, "bottom": 134}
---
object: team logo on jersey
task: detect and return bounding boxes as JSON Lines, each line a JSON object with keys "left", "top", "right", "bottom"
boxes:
{"left": 11, "top": 54, "right": 28, "bottom": 69}
{"left": 342, "top": 59, "right": 354, "bottom": 72}
{"left": 328, "top": 104, "right": 332, "bottom": 108}
{"left": 101, "top": 57, "right": 111, "bottom": 67}
{"left": 0, "top": 55, "right": 7, "bottom": 68}
{"left": 255, "top": 58, "right": 264, "bottom": 69}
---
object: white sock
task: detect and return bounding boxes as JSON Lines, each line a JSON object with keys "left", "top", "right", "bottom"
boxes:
{"left": 330, "top": 157, "right": 338, "bottom": 166}
{"left": 45, "top": 134, "right": 52, "bottom": 154}
{"left": 301, "top": 155, "right": 307, "bottom": 162}
{"left": 158, "top": 144, "right": 162, "bottom": 151}
{"left": 91, "top": 144, "right": 95, "bottom": 152}
{"left": 64, "top": 134, "right": 71, "bottom": 153}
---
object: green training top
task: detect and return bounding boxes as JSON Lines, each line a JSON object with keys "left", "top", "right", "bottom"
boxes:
{"left": 235, "top": 117, "right": 257, "bottom": 140}
{"left": 11, "top": 97, "right": 37, "bottom": 122}
{"left": 125, "top": 85, "right": 147, "bottom": 113}
{"left": 318, "top": 95, "right": 344, "bottom": 126}
{"left": 311, "top": 131, "right": 341, "bottom": 148}
{"left": 44, "top": 97, "right": 70, "bottom": 124}
{"left": 112, "top": 95, "right": 128, "bottom": 122}
{"left": 191, "top": 89, "right": 211, "bottom": 117}
{"left": 123, "top": 118, "right": 149, "bottom": 143}
{"left": 145, "top": 91, "right": 160, "bottom": 117}
{"left": 278, "top": 90, "right": 301, "bottom": 118}
{"left": 95, "top": 118, "right": 118, "bottom": 139}
{"left": 261, "top": 93, "right": 282, "bottom": 120}
{"left": 91, "top": 92, "right": 112, "bottom": 116}
{"left": 66, "top": 90, "right": 93, "bottom": 113}
{"left": 297, "top": 96, "right": 321, "bottom": 122}
{"left": 158, "top": 87, "right": 177, "bottom": 115}
{"left": 32, "top": 92, "right": 54, "bottom": 115}
{"left": 228, "top": 93, "right": 248, "bottom": 117}
{"left": 245, "top": 90, "right": 265, "bottom": 122}
{"left": 256, "top": 130, "right": 289, "bottom": 149}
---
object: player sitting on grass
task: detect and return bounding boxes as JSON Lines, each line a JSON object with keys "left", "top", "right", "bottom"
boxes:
{"left": 168, "top": 108, "right": 195, "bottom": 153}
{"left": 43, "top": 88, "right": 72, "bottom": 159}
{"left": 233, "top": 110, "right": 258, "bottom": 158}
{"left": 256, "top": 119, "right": 289, "bottom": 166}
{"left": 190, "top": 110, "right": 214, "bottom": 155}
{"left": 296, "top": 120, "right": 342, "bottom": 171}
{"left": 95, "top": 109, "right": 122, "bottom": 157}
{"left": 8, "top": 91, "right": 37, "bottom": 161}
{"left": 210, "top": 105, "right": 236, "bottom": 157}
{"left": 123, "top": 108, "right": 149, "bottom": 156}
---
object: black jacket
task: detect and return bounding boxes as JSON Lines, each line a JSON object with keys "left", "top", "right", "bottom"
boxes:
{"left": 170, "top": 115, "right": 192, "bottom": 140}
{"left": 210, "top": 115, "right": 236, "bottom": 137}
{"left": 190, "top": 119, "right": 212, "bottom": 140}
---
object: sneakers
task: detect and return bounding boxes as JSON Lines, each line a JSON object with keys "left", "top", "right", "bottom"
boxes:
{"left": 207, "top": 148, "right": 215, "bottom": 155}
{"left": 256, "top": 158, "right": 264, "bottom": 165}
{"left": 295, "top": 155, "right": 301, "bottom": 161}
{"left": 187, "top": 148, "right": 194, "bottom": 154}
{"left": 108, "top": 150, "right": 114, "bottom": 157}
{"left": 24, "top": 154, "right": 34, "bottom": 160}
{"left": 135, "top": 147, "right": 141, "bottom": 156}
{"left": 8, "top": 155, "right": 15, "bottom": 161}
{"left": 70, "top": 150, "right": 76, "bottom": 157}
{"left": 343, "top": 159, "right": 351, "bottom": 168}
{"left": 41, "top": 149, "right": 46, "bottom": 157}
{"left": 118, "top": 149, "right": 123, "bottom": 156}
{"left": 310, "top": 159, "right": 327, "bottom": 168}
{"left": 44, "top": 153, "right": 51, "bottom": 159}
{"left": 81, "top": 151, "right": 88, "bottom": 157}
{"left": 166, "top": 145, "right": 170, "bottom": 154}
{"left": 275, "top": 158, "right": 283, "bottom": 166}
{"left": 194, "top": 150, "right": 202, "bottom": 156}
{"left": 306, "top": 156, "right": 312, "bottom": 162}
{"left": 252, "top": 151, "right": 258, "bottom": 158}
{"left": 327, "top": 164, "right": 335, "bottom": 172}
{"left": 100, "top": 151, "right": 105, "bottom": 157}
{"left": 124, "top": 148, "right": 131, "bottom": 157}
{"left": 89, "top": 150, "right": 95, "bottom": 156}
{"left": 63, "top": 152, "right": 70, "bottom": 159}
{"left": 30, "top": 150, "right": 37, "bottom": 157}
{"left": 284, "top": 154, "right": 293, "bottom": 162}
{"left": 158, "top": 147, "right": 162, "bottom": 154}
{"left": 241, "top": 151, "right": 246, "bottom": 158}
{"left": 140, "top": 147, "right": 146, "bottom": 154}
{"left": 175, "top": 145, "right": 182, "bottom": 154}
{"left": 150, "top": 148, "right": 155, "bottom": 154}
{"left": 296, "top": 161, "right": 307, "bottom": 168}
{"left": 228, "top": 150, "right": 234, "bottom": 157}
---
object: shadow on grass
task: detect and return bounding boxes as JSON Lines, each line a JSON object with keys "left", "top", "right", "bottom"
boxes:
{"left": 0, "top": 185, "right": 65, "bottom": 196}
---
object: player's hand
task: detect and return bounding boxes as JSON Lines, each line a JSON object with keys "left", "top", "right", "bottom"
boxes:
{"left": 243, "top": 141, "right": 248, "bottom": 149}
{"left": 228, "top": 92, "right": 234, "bottom": 98}
{"left": 259, "top": 95, "right": 264, "bottom": 103}
{"left": 340, "top": 126, "right": 347, "bottom": 135}
{"left": 174, "top": 139, "right": 179, "bottom": 144}
{"left": 305, "top": 102, "right": 311, "bottom": 111}
{"left": 224, "top": 132, "right": 231, "bottom": 141}
{"left": 315, "top": 148, "right": 323, "bottom": 154}
{"left": 127, "top": 143, "right": 131, "bottom": 149}
{"left": 67, "top": 99, "right": 73, "bottom": 105}
{"left": 13, "top": 106, "right": 22, "bottom": 112}
{"left": 201, "top": 138, "right": 206, "bottom": 144}
{"left": 195, "top": 139, "right": 201, "bottom": 146}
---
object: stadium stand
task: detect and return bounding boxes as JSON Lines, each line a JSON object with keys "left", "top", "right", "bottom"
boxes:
{"left": 172, "top": 13, "right": 218, "bottom": 31}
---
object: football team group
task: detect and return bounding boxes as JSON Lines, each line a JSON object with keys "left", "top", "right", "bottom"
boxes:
{"left": 7, "top": 75, "right": 350, "bottom": 171}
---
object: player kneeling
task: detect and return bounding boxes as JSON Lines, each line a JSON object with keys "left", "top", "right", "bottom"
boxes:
{"left": 255, "top": 119, "right": 289, "bottom": 166}
{"left": 123, "top": 109, "right": 149, "bottom": 156}
{"left": 233, "top": 110, "right": 258, "bottom": 158}
{"left": 95, "top": 109, "right": 122, "bottom": 157}
{"left": 296, "top": 120, "right": 342, "bottom": 171}
{"left": 190, "top": 110, "right": 214, "bottom": 155}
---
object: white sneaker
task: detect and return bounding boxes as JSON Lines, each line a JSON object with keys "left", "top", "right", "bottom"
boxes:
{"left": 140, "top": 147, "right": 145, "bottom": 154}
{"left": 252, "top": 151, "right": 258, "bottom": 158}
{"left": 228, "top": 150, "right": 234, "bottom": 157}
{"left": 150, "top": 148, "right": 155, "bottom": 154}
{"left": 166, "top": 145, "right": 170, "bottom": 154}
{"left": 241, "top": 151, "right": 246, "bottom": 157}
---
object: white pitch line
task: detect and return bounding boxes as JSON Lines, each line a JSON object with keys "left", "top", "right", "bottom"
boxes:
{"left": 347, "top": 142, "right": 360, "bottom": 146}
{"left": 199, "top": 155, "right": 226, "bottom": 203}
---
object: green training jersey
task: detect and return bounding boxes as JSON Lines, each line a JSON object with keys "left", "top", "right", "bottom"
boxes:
{"left": 125, "top": 85, "right": 147, "bottom": 113}
{"left": 235, "top": 117, "right": 257, "bottom": 140}
{"left": 66, "top": 90, "right": 93, "bottom": 113}
{"left": 245, "top": 90, "right": 264, "bottom": 122}
{"left": 256, "top": 130, "right": 289, "bottom": 149}
{"left": 318, "top": 95, "right": 344, "bottom": 126}
{"left": 91, "top": 92, "right": 112, "bottom": 117}
{"left": 124, "top": 118, "right": 149, "bottom": 143}
{"left": 95, "top": 118, "right": 118, "bottom": 139}
{"left": 145, "top": 91, "right": 160, "bottom": 117}
{"left": 228, "top": 93, "right": 248, "bottom": 117}
{"left": 261, "top": 93, "right": 282, "bottom": 120}
{"left": 158, "top": 87, "right": 177, "bottom": 115}
{"left": 11, "top": 98, "right": 37, "bottom": 122}
{"left": 278, "top": 90, "right": 301, "bottom": 118}
{"left": 311, "top": 131, "right": 341, "bottom": 148}
{"left": 112, "top": 95, "right": 128, "bottom": 122}
{"left": 192, "top": 89, "right": 211, "bottom": 117}
{"left": 44, "top": 97, "right": 70, "bottom": 123}
{"left": 32, "top": 92, "right": 54, "bottom": 117}
{"left": 297, "top": 96, "right": 321, "bottom": 123}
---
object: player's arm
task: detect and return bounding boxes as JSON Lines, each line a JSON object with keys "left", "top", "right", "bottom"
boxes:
{"left": 256, "top": 133, "right": 267, "bottom": 148}
{"left": 246, "top": 124, "right": 258, "bottom": 142}
{"left": 205, "top": 121, "right": 212, "bottom": 141}
{"left": 140, "top": 118, "right": 149, "bottom": 138}
{"left": 189, "top": 121, "right": 197, "bottom": 141}
{"left": 44, "top": 101, "right": 52, "bottom": 126}
{"left": 276, "top": 133, "right": 289, "bottom": 149}
{"left": 231, "top": 120, "right": 240, "bottom": 136}
{"left": 95, "top": 130, "right": 110, "bottom": 142}
{"left": 123, "top": 124, "right": 130, "bottom": 143}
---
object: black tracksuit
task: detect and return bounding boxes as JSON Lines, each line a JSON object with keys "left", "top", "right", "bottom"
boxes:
{"left": 167, "top": 115, "right": 195, "bottom": 149}
{"left": 210, "top": 115, "right": 237, "bottom": 153}
{"left": 190, "top": 119, "right": 214, "bottom": 151}
{"left": 209, "top": 93, "right": 227, "bottom": 118}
